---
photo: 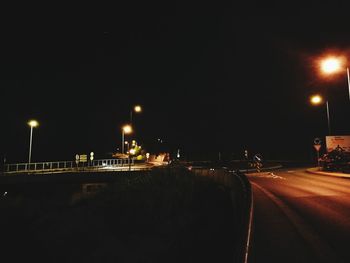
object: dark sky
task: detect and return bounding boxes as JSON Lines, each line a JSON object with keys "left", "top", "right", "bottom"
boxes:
{"left": 2, "top": 1, "right": 350, "bottom": 162}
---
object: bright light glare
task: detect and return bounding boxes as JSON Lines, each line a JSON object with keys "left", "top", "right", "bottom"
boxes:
{"left": 129, "top": 149, "right": 136, "bottom": 155}
{"left": 310, "top": 95, "right": 323, "bottom": 105}
{"left": 123, "top": 125, "right": 132, "bottom": 134}
{"left": 320, "top": 57, "right": 342, "bottom": 74}
{"left": 28, "top": 120, "right": 39, "bottom": 127}
{"left": 134, "top": 105, "right": 142, "bottom": 112}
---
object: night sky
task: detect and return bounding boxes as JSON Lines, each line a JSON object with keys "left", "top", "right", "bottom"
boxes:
{"left": 2, "top": 1, "right": 350, "bottom": 163}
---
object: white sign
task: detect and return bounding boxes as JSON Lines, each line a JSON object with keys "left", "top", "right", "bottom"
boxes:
{"left": 314, "top": 144, "right": 321, "bottom": 152}
{"left": 90, "top": 152, "right": 94, "bottom": 161}
{"left": 326, "top": 136, "right": 350, "bottom": 152}
{"left": 314, "top": 138, "right": 321, "bottom": 145}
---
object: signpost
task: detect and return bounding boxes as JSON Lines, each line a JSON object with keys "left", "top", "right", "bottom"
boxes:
{"left": 90, "top": 152, "right": 94, "bottom": 166}
{"left": 253, "top": 154, "right": 263, "bottom": 172}
{"left": 244, "top": 150, "right": 249, "bottom": 173}
{"left": 75, "top": 154, "right": 88, "bottom": 169}
{"left": 75, "top": 154, "right": 80, "bottom": 166}
{"left": 313, "top": 138, "right": 322, "bottom": 169}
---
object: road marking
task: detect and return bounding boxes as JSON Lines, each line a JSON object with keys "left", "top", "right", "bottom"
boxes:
{"left": 249, "top": 172, "right": 286, "bottom": 180}
{"left": 269, "top": 172, "right": 286, "bottom": 180}
{"left": 244, "top": 185, "right": 254, "bottom": 263}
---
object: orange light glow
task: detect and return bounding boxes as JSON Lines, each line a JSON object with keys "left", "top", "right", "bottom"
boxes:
{"left": 319, "top": 56, "right": 346, "bottom": 75}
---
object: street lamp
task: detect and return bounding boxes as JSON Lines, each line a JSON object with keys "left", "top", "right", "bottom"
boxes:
{"left": 130, "top": 105, "right": 142, "bottom": 124}
{"left": 318, "top": 55, "right": 350, "bottom": 101}
{"left": 27, "top": 120, "right": 39, "bottom": 164}
{"left": 310, "top": 95, "right": 331, "bottom": 135}
{"left": 121, "top": 125, "right": 132, "bottom": 154}
{"left": 124, "top": 141, "right": 130, "bottom": 153}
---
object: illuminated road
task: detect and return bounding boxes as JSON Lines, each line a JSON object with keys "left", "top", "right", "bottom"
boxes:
{"left": 248, "top": 169, "right": 350, "bottom": 263}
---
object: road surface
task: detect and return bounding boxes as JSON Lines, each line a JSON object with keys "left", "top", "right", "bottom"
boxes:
{"left": 248, "top": 168, "right": 350, "bottom": 263}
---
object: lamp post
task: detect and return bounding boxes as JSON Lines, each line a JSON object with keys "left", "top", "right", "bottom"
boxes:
{"left": 122, "top": 125, "right": 132, "bottom": 154}
{"left": 319, "top": 55, "right": 350, "bottom": 101}
{"left": 310, "top": 95, "right": 331, "bottom": 135}
{"left": 130, "top": 105, "right": 142, "bottom": 124}
{"left": 28, "top": 120, "right": 39, "bottom": 164}
{"left": 125, "top": 141, "right": 130, "bottom": 153}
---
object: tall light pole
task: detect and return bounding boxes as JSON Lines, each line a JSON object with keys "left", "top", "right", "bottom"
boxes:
{"left": 122, "top": 125, "right": 132, "bottom": 154}
{"left": 28, "top": 120, "right": 39, "bottom": 164}
{"left": 130, "top": 105, "right": 142, "bottom": 125}
{"left": 319, "top": 55, "right": 350, "bottom": 101}
{"left": 125, "top": 141, "right": 130, "bottom": 153}
{"left": 310, "top": 95, "right": 331, "bottom": 135}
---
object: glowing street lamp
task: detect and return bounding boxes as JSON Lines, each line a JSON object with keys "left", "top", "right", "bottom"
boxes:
{"left": 310, "top": 94, "right": 331, "bottom": 135}
{"left": 122, "top": 125, "right": 132, "bottom": 154}
{"left": 320, "top": 57, "right": 342, "bottom": 74}
{"left": 318, "top": 55, "right": 350, "bottom": 101}
{"left": 27, "top": 120, "right": 39, "bottom": 164}
{"left": 310, "top": 94, "right": 323, "bottom": 105}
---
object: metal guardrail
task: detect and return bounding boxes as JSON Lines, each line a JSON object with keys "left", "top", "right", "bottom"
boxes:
{"left": 3, "top": 158, "right": 135, "bottom": 174}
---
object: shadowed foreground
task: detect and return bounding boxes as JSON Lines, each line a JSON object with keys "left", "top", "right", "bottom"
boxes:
{"left": 0, "top": 168, "right": 239, "bottom": 262}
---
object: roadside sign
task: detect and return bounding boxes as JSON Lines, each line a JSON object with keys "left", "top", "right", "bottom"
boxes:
{"left": 75, "top": 154, "right": 80, "bottom": 160}
{"left": 90, "top": 152, "right": 94, "bottom": 161}
{"left": 314, "top": 138, "right": 321, "bottom": 145}
{"left": 326, "top": 136, "right": 350, "bottom": 152}
{"left": 79, "top": 154, "right": 88, "bottom": 163}
{"left": 253, "top": 154, "right": 262, "bottom": 162}
{"left": 314, "top": 144, "right": 321, "bottom": 151}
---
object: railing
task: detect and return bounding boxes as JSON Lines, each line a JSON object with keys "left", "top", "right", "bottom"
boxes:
{"left": 3, "top": 158, "right": 135, "bottom": 174}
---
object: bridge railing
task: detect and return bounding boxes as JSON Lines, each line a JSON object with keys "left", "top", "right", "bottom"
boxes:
{"left": 3, "top": 158, "right": 134, "bottom": 174}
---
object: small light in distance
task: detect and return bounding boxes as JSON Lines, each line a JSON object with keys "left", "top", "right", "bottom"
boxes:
{"left": 134, "top": 105, "right": 142, "bottom": 113}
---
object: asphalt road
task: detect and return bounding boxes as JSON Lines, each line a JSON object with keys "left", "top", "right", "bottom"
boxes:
{"left": 247, "top": 169, "right": 350, "bottom": 263}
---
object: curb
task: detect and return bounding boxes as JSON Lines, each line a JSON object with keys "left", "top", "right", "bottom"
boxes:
{"left": 239, "top": 165, "right": 283, "bottom": 173}
{"left": 306, "top": 168, "right": 350, "bottom": 179}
